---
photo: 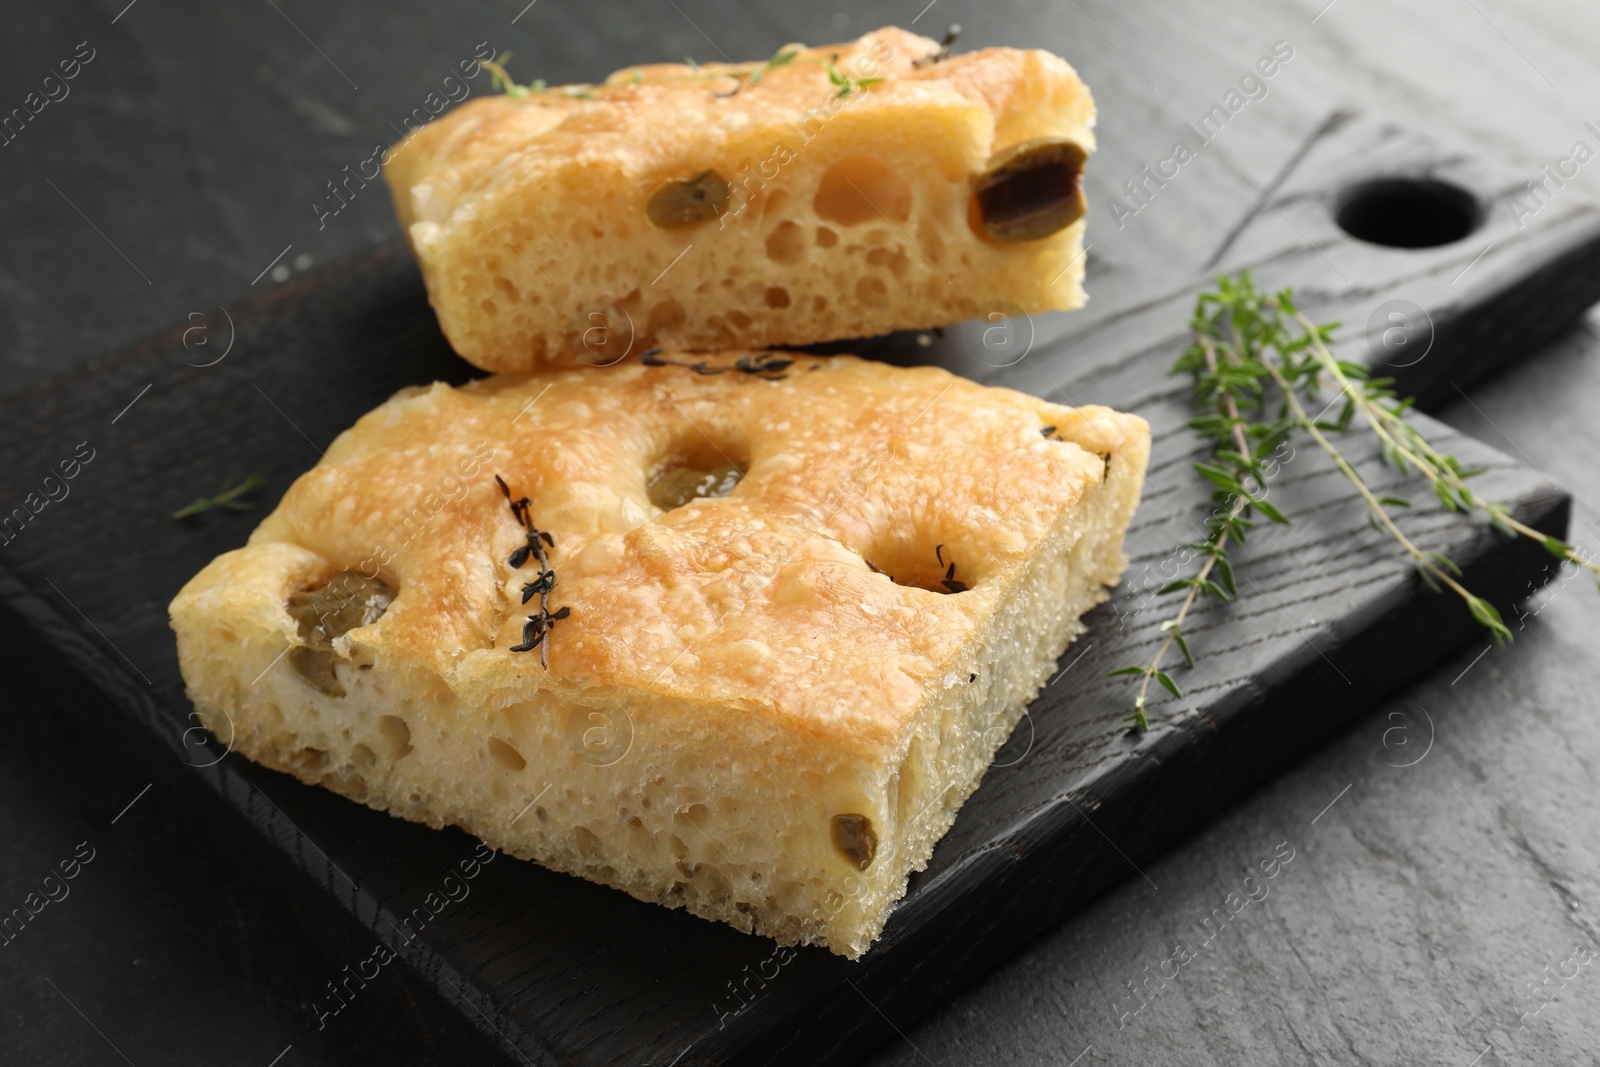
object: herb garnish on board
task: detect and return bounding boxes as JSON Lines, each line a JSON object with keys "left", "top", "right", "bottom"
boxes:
{"left": 172, "top": 473, "right": 266, "bottom": 520}
{"left": 1110, "top": 271, "right": 1599, "bottom": 732}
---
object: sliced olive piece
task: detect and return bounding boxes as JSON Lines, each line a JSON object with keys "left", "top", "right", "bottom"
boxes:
{"left": 287, "top": 645, "right": 345, "bottom": 697}
{"left": 646, "top": 170, "right": 731, "bottom": 228}
{"left": 285, "top": 570, "right": 396, "bottom": 695}
{"left": 972, "top": 138, "right": 1088, "bottom": 242}
{"left": 647, "top": 462, "right": 743, "bottom": 510}
{"left": 831, "top": 813, "right": 878, "bottom": 870}
{"left": 288, "top": 571, "right": 395, "bottom": 645}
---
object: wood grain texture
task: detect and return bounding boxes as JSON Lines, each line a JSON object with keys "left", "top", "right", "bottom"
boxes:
{"left": 0, "top": 101, "right": 1588, "bottom": 1064}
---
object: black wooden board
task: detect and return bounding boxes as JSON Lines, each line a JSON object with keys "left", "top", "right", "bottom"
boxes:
{"left": 0, "top": 113, "right": 1593, "bottom": 1066}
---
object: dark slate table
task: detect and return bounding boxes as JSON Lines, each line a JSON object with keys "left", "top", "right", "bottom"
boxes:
{"left": 3, "top": 1, "right": 1598, "bottom": 1064}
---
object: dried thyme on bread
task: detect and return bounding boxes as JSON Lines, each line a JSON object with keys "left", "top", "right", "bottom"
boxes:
{"left": 496, "top": 474, "right": 570, "bottom": 667}
{"left": 1111, "top": 271, "right": 1598, "bottom": 731}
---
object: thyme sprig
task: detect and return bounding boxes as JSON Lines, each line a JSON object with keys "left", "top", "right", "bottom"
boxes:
{"left": 173, "top": 473, "right": 266, "bottom": 520}
{"left": 481, "top": 52, "right": 594, "bottom": 99}
{"left": 566, "top": 45, "right": 890, "bottom": 98}
{"left": 825, "top": 53, "right": 884, "bottom": 97}
{"left": 912, "top": 25, "right": 962, "bottom": 68}
{"left": 1111, "top": 271, "right": 1596, "bottom": 732}
{"left": 687, "top": 48, "right": 881, "bottom": 97}
{"left": 496, "top": 475, "right": 571, "bottom": 667}
{"left": 481, "top": 53, "right": 544, "bottom": 97}
{"left": 639, "top": 348, "right": 793, "bottom": 380}
{"left": 749, "top": 47, "right": 798, "bottom": 85}
{"left": 505, "top": 46, "right": 812, "bottom": 100}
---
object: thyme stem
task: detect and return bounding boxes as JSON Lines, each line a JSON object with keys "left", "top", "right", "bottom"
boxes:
{"left": 173, "top": 473, "right": 265, "bottom": 520}
{"left": 1109, "top": 271, "right": 1587, "bottom": 731}
{"left": 1129, "top": 339, "right": 1253, "bottom": 730}
{"left": 1286, "top": 303, "right": 1600, "bottom": 586}
{"left": 1260, "top": 356, "right": 1506, "bottom": 641}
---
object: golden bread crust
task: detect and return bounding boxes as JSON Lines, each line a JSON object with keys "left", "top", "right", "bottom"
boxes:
{"left": 246, "top": 354, "right": 1132, "bottom": 744}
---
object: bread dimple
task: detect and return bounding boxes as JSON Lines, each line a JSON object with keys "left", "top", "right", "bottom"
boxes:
{"left": 384, "top": 27, "right": 1096, "bottom": 372}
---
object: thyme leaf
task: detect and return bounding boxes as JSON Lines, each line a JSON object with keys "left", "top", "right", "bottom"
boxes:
{"left": 825, "top": 54, "right": 883, "bottom": 97}
{"left": 482, "top": 52, "right": 546, "bottom": 98}
{"left": 749, "top": 47, "right": 797, "bottom": 85}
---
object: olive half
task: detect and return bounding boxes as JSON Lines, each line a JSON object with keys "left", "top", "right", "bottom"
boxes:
{"left": 831, "top": 813, "right": 878, "bottom": 871}
{"left": 647, "top": 462, "right": 743, "bottom": 510}
{"left": 646, "top": 170, "right": 731, "bottom": 228}
{"left": 972, "top": 138, "right": 1088, "bottom": 242}
{"left": 286, "top": 570, "right": 396, "bottom": 696}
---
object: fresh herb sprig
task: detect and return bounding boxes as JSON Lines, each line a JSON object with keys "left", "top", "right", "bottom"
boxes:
{"left": 481, "top": 52, "right": 595, "bottom": 99}
{"left": 481, "top": 52, "right": 544, "bottom": 97}
{"left": 1112, "top": 271, "right": 1597, "bottom": 732}
{"left": 173, "top": 473, "right": 266, "bottom": 520}
{"left": 749, "top": 47, "right": 798, "bottom": 85}
{"left": 599, "top": 45, "right": 884, "bottom": 98}
{"left": 825, "top": 53, "right": 883, "bottom": 97}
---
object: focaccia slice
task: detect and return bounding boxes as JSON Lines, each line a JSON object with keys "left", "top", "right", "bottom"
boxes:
{"left": 384, "top": 27, "right": 1095, "bottom": 372}
{"left": 169, "top": 353, "right": 1148, "bottom": 957}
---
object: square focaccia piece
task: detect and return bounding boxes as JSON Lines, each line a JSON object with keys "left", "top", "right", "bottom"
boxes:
{"left": 169, "top": 354, "right": 1147, "bottom": 957}
{"left": 383, "top": 27, "right": 1095, "bottom": 372}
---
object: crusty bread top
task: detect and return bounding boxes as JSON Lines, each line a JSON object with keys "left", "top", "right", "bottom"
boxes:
{"left": 384, "top": 26, "right": 1094, "bottom": 233}
{"left": 211, "top": 355, "right": 1143, "bottom": 756}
